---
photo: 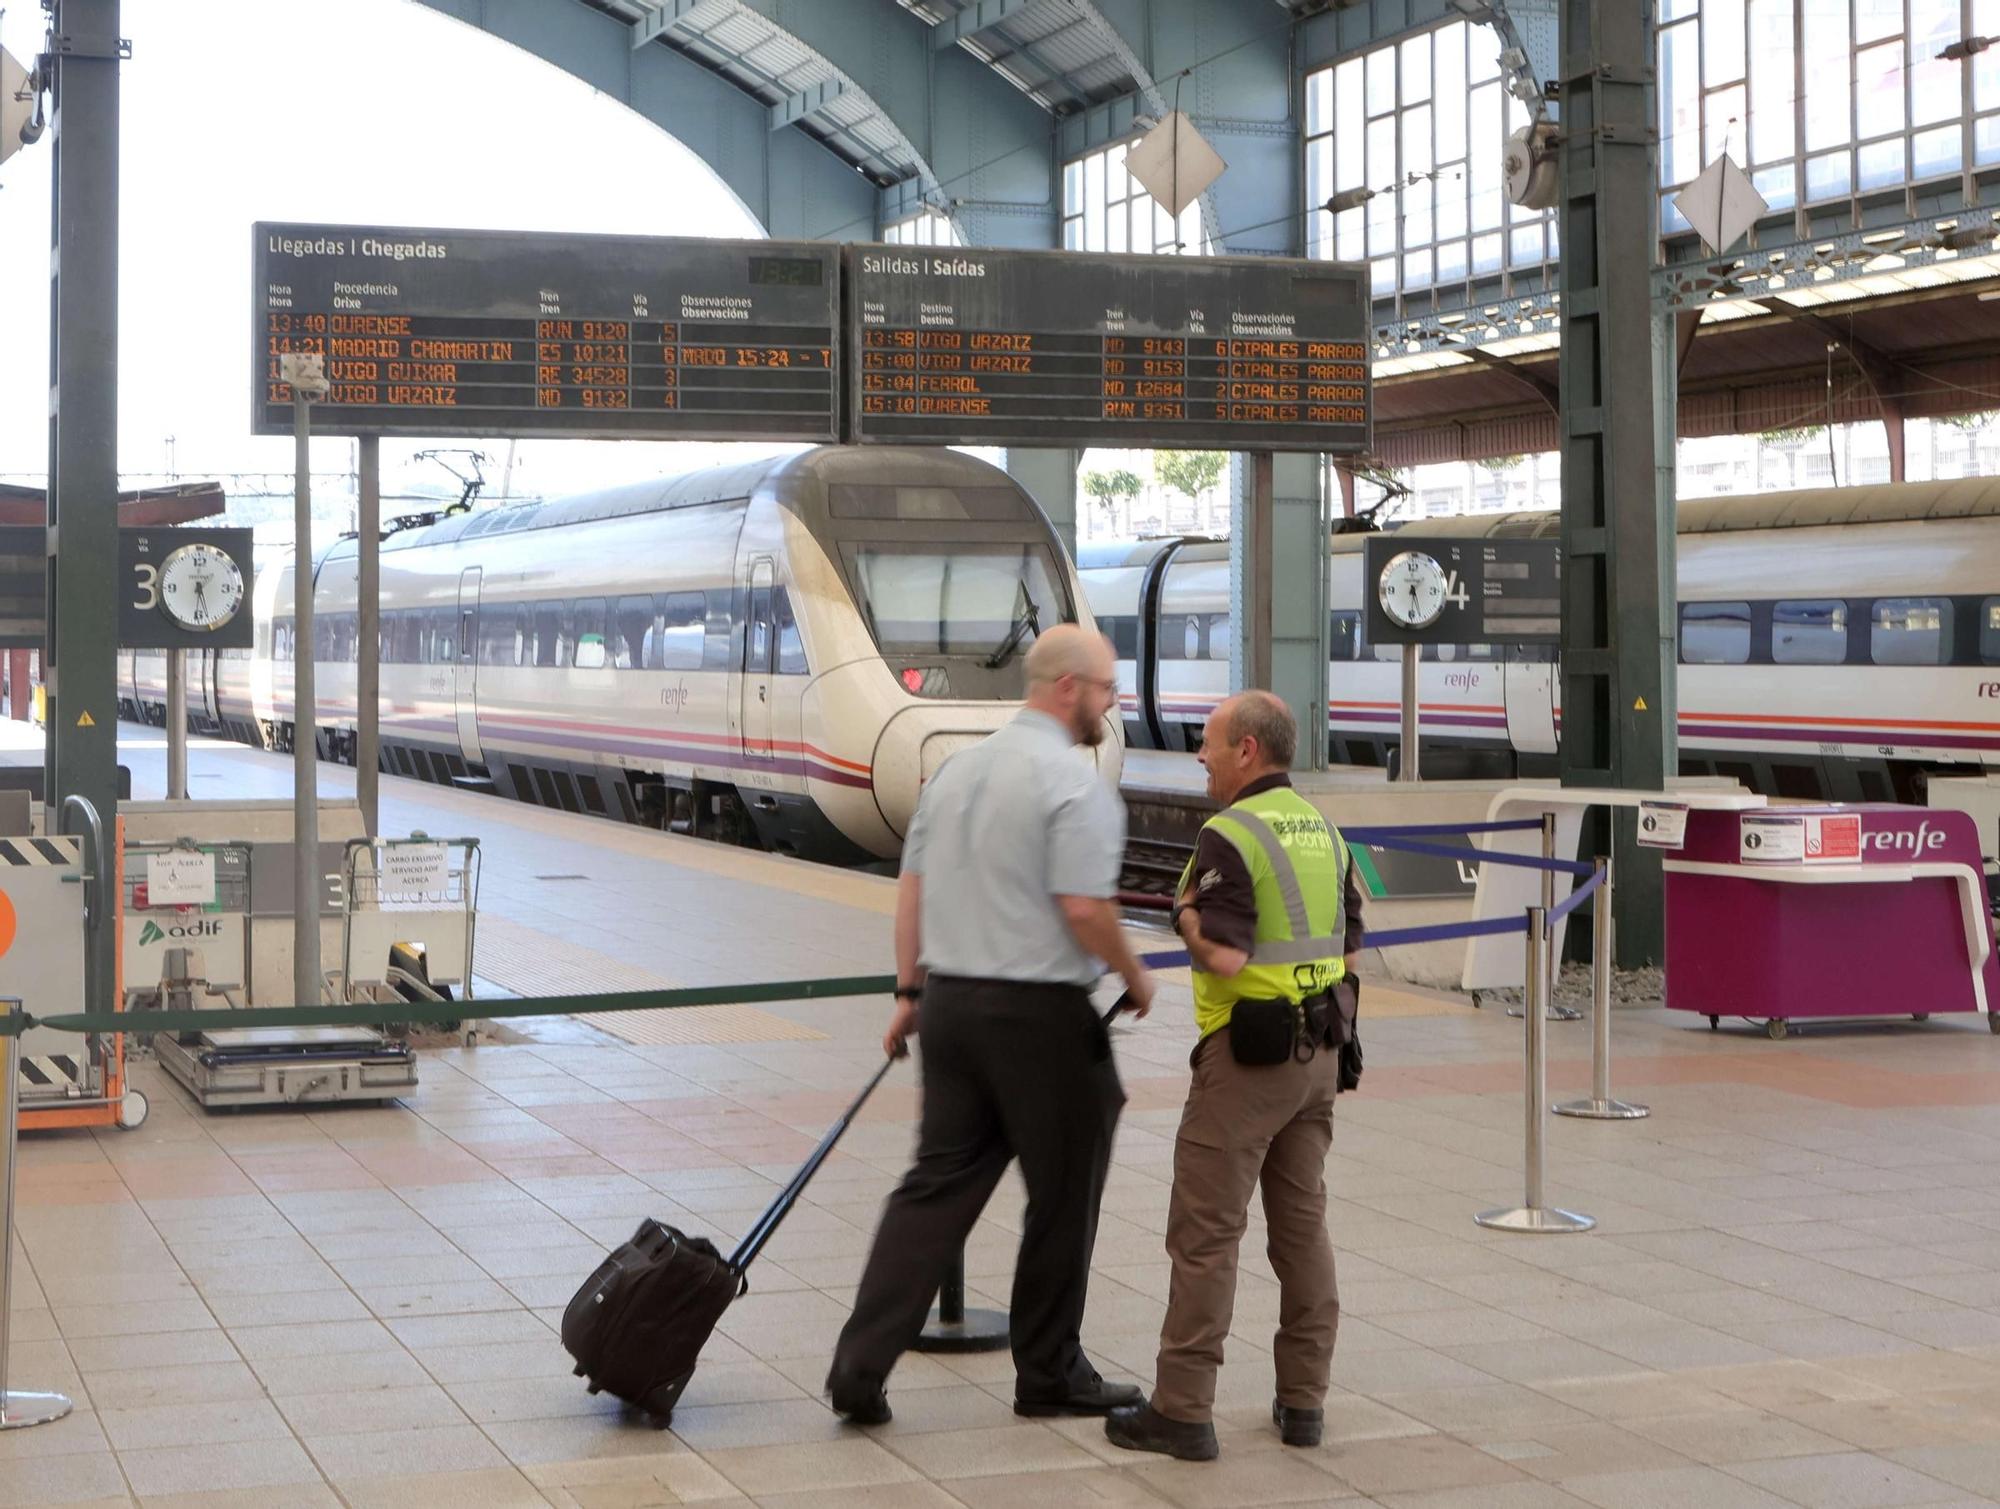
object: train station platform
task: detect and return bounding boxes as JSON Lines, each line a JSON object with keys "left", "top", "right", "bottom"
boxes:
{"left": 6, "top": 729, "right": 2000, "bottom": 1506}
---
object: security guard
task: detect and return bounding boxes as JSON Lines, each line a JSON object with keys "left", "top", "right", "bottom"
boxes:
{"left": 1106, "top": 690, "right": 1363, "bottom": 1462}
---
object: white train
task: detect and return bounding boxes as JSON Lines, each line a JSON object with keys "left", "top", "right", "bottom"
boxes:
{"left": 121, "top": 447, "right": 1120, "bottom": 862}
{"left": 1081, "top": 478, "right": 2000, "bottom": 802}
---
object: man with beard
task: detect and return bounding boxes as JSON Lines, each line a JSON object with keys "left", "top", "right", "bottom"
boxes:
{"left": 826, "top": 623, "right": 1155, "bottom": 1425}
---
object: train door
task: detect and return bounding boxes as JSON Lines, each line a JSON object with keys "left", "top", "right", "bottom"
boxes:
{"left": 1504, "top": 646, "right": 1557, "bottom": 755}
{"left": 455, "top": 567, "right": 484, "bottom": 766}
{"left": 740, "top": 558, "right": 775, "bottom": 759}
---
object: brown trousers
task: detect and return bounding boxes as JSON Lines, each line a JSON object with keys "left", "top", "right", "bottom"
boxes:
{"left": 1152, "top": 1030, "right": 1340, "bottom": 1424}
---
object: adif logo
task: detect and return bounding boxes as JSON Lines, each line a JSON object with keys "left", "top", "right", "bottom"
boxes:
{"left": 135, "top": 918, "right": 222, "bottom": 946}
{"left": 1862, "top": 822, "right": 1947, "bottom": 857}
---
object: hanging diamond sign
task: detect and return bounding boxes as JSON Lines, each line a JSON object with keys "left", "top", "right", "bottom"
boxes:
{"left": 1672, "top": 152, "right": 1767, "bottom": 257}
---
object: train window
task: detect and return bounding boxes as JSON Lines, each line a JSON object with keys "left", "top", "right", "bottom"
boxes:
{"left": 1984, "top": 599, "right": 2000, "bottom": 665}
{"left": 1208, "top": 613, "right": 1232, "bottom": 662}
{"left": 1772, "top": 600, "right": 1847, "bottom": 665}
{"left": 1870, "top": 597, "right": 1952, "bottom": 665}
{"left": 1182, "top": 615, "right": 1203, "bottom": 660}
{"left": 572, "top": 599, "right": 608, "bottom": 670}
{"left": 397, "top": 610, "right": 421, "bottom": 665}
{"left": 273, "top": 619, "right": 293, "bottom": 660}
{"left": 775, "top": 588, "right": 808, "bottom": 675}
{"left": 613, "top": 596, "right": 653, "bottom": 672}
{"left": 846, "top": 544, "right": 1069, "bottom": 657}
{"left": 702, "top": 591, "right": 735, "bottom": 671}
{"left": 1329, "top": 612, "right": 1359, "bottom": 662}
{"left": 1100, "top": 615, "right": 1139, "bottom": 660}
{"left": 1679, "top": 602, "right": 1751, "bottom": 665}
{"left": 478, "top": 609, "right": 519, "bottom": 667}
{"left": 746, "top": 583, "right": 775, "bottom": 675}
{"left": 533, "top": 604, "right": 564, "bottom": 668}
{"left": 652, "top": 592, "right": 705, "bottom": 671}
{"left": 431, "top": 610, "right": 456, "bottom": 664}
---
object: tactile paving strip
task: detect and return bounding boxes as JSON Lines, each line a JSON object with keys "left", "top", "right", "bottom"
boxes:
{"left": 475, "top": 916, "right": 825, "bottom": 1046}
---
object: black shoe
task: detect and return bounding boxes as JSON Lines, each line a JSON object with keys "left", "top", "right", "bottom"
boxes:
{"left": 1014, "top": 1374, "right": 1143, "bottom": 1417}
{"left": 1273, "top": 1399, "right": 1323, "bottom": 1447}
{"left": 826, "top": 1373, "right": 891, "bottom": 1426}
{"left": 1104, "top": 1402, "right": 1219, "bottom": 1461}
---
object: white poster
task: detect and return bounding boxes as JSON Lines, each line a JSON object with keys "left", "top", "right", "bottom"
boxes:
{"left": 145, "top": 849, "right": 216, "bottom": 906}
{"left": 1739, "top": 814, "right": 1805, "bottom": 864}
{"left": 1636, "top": 801, "right": 1688, "bottom": 849}
{"left": 380, "top": 842, "right": 450, "bottom": 899}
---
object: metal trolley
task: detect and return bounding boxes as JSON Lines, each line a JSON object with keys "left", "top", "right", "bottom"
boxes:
{"left": 338, "top": 832, "right": 480, "bottom": 1030}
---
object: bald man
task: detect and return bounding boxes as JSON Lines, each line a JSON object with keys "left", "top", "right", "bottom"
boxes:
{"left": 827, "top": 624, "right": 1155, "bottom": 1426}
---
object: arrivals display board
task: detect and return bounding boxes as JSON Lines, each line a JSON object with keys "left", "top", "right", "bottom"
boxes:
{"left": 845, "top": 246, "right": 1370, "bottom": 451}
{"left": 253, "top": 224, "right": 840, "bottom": 442}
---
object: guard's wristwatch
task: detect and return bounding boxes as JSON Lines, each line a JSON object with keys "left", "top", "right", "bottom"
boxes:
{"left": 894, "top": 984, "right": 923, "bottom": 1001}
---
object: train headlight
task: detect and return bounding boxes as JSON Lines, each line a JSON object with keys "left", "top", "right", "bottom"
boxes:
{"left": 898, "top": 666, "right": 954, "bottom": 699}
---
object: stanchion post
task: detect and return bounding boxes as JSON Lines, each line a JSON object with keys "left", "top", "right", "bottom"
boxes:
{"left": 1477, "top": 909, "right": 1595, "bottom": 1234}
{"left": 1556, "top": 853, "right": 1649, "bottom": 1121}
{"left": 0, "top": 1003, "right": 73, "bottom": 1428}
{"left": 1510, "top": 812, "right": 1582, "bottom": 1022}
{"left": 913, "top": 1249, "right": 1009, "bottom": 1353}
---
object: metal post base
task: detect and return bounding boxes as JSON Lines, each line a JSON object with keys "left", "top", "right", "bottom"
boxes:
{"left": 1506, "top": 1003, "right": 1584, "bottom": 1021}
{"left": 0, "top": 1390, "right": 73, "bottom": 1428}
{"left": 1475, "top": 1205, "right": 1595, "bottom": 1234}
{"left": 1554, "top": 1097, "right": 1650, "bottom": 1120}
{"left": 913, "top": 1306, "right": 1010, "bottom": 1354}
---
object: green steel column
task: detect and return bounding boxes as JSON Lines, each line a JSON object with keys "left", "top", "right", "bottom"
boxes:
{"left": 1230, "top": 452, "right": 1328, "bottom": 772}
{"left": 44, "top": 0, "right": 122, "bottom": 1009}
{"left": 1557, "top": 0, "right": 1675, "bottom": 964}
{"left": 1004, "top": 449, "right": 1079, "bottom": 567}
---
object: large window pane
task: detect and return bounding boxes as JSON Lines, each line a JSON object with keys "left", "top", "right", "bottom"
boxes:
{"left": 1857, "top": 136, "right": 1904, "bottom": 188}
{"left": 1979, "top": 0, "right": 2000, "bottom": 111}
{"left": 1804, "top": 5, "right": 1852, "bottom": 150}
{"left": 1911, "top": 124, "right": 1962, "bottom": 179}
{"left": 1707, "top": 83, "right": 1747, "bottom": 165}
{"left": 1435, "top": 22, "right": 1467, "bottom": 163}
{"left": 1307, "top": 66, "right": 1333, "bottom": 137}
{"left": 1772, "top": 600, "right": 1847, "bottom": 665}
{"left": 1746, "top": 0, "right": 1797, "bottom": 164}
{"left": 1473, "top": 232, "right": 1503, "bottom": 274}
{"left": 1307, "top": 136, "right": 1333, "bottom": 255}
{"left": 1336, "top": 205, "right": 1365, "bottom": 261}
{"left": 1367, "top": 44, "right": 1396, "bottom": 116}
{"left": 1910, "top": 0, "right": 1961, "bottom": 126}
{"left": 1400, "top": 33, "right": 1431, "bottom": 104}
{"left": 1705, "top": 0, "right": 1746, "bottom": 84}
{"left": 1367, "top": 116, "right": 1397, "bottom": 255}
{"left": 1806, "top": 149, "right": 1852, "bottom": 200}
{"left": 1855, "top": 0, "right": 1900, "bottom": 45}
{"left": 1979, "top": 113, "right": 2000, "bottom": 167}
{"left": 1469, "top": 82, "right": 1503, "bottom": 231}
{"left": 1437, "top": 160, "right": 1469, "bottom": 240}
{"left": 1660, "top": 21, "right": 1701, "bottom": 185}
{"left": 1754, "top": 162, "right": 1797, "bottom": 211}
{"left": 1083, "top": 151, "right": 1105, "bottom": 250}
{"left": 1871, "top": 598, "right": 1952, "bottom": 665}
{"left": 1856, "top": 41, "right": 1905, "bottom": 140}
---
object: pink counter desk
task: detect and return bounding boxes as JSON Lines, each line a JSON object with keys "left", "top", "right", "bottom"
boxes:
{"left": 1664, "top": 804, "right": 2000, "bottom": 1039}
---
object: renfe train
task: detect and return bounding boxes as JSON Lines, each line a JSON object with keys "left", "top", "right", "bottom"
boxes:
{"left": 120, "top": 447, "right": 1119, "bottom": 863}
{"left": 1081, "top": 477, "right": 2000, "bottom": 803}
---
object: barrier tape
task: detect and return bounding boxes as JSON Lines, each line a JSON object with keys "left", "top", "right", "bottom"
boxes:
{"left": 0, "top": 974, "right": 900, "bottom": 1039}
{"left": 1549, "top": 866, "right": 1605, "bottom": 924}
{"left": 1344, "top": 819, "right": 1547, "bottom": 839}
{"left": 1356, "top": 833, "right": 1595, "bottom": 877}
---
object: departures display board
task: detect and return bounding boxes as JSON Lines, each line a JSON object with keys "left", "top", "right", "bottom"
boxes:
{"left": 844, "top": 247, "right": 1370, "bottom": 451}
{"left": 253, "top": 225, "right": 840, "bottom": 441}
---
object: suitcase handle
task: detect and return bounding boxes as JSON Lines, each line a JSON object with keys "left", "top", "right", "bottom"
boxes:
{"left": 728, "top": 1053, "right": 896, "bottom": 1272}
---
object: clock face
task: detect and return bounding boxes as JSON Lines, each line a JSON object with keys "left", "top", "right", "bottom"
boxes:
{"left": 158, "top": 543, "right": 245, "bottom": 631}
{"left": 1378, "top": 550, "right": 1449, "bottom": 629}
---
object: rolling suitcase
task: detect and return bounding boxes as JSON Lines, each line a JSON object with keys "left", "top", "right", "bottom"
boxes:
{"left": 562, "top": 1053, "right": 896, "bottom": 1425}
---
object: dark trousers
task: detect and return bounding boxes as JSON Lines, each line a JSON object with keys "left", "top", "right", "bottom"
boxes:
{"left": 830, "top": 975, "right": 1126, "bottom": 1400}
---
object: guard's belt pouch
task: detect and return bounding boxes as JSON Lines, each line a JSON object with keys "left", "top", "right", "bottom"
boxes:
{"left": 1228, "top": 997, "right": 1295, "bottom": 1066}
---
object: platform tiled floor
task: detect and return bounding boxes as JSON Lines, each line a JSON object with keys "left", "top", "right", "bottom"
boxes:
{"left": 6, "top": 728, "right": 2000, "bottom": 1505}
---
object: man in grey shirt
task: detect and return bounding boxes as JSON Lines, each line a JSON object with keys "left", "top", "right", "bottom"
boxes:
{"left": 827, "top": 624, "right": 1155, "bottom": 1425}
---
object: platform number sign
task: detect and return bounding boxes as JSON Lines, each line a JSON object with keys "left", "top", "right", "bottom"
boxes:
{"left": 118, "top": 528, "right": 256, "bottom": 650}
{"left": 1361, "top": 534, "right": 1561, "bottom": 648}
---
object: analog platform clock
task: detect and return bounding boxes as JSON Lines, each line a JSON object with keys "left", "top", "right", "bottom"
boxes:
{"left": 1377, "top": 549, "right": 1448, "bottom": 630}
{"left": 156, "top": 542, "right": 246, "bottom": 632}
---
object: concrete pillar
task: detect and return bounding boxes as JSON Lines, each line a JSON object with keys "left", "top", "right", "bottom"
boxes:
{"left": 1230, "top": 451, "right": 1329, "bottom": 771}
{"left": 1004, "top": 449, "right": 1079, "bottom": 566}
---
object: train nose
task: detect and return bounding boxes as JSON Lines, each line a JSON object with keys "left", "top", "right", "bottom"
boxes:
{"left": 871, "top": 708, "right": 1124, "bottom": 841}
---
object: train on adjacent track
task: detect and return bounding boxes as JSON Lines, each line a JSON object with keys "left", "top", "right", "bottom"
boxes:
{"left": 119, "top": 446, "right": 1119, "bottom": 864}
{"left": 1081, "top": 477, "right": 2000, "bottom": 803}
{"left": 122, "top": 469, "right": 2000, "bottom": 857}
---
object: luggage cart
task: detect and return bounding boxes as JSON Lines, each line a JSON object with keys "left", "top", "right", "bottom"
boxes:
{"left": 337, "top": 832, "right": 480, "bottom": 1042}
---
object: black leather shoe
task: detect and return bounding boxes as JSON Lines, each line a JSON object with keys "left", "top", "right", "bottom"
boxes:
{"left": 826, "top": 1373, "right": 891, "bottom": 1426}
{"left": 1014, "top": 1375, "right": 1143, "bottom": 1416}
{"left": 1272, "top": 1399, "right": 1323, "bottom": 1447}
{"left": 1104, "top": 1402, "right": 1219, "bottom": 1461}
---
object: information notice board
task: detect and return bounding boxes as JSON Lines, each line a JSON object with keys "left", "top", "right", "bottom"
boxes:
{"left": 845, "top": 246, "right": 1370, "bottom": 451}
{"left": 253, "top": 224, "right": 841, "bottom": 442}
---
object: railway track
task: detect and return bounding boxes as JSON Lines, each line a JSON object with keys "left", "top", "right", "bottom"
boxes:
{"left": 1120, "top": 838, "right": 1193, "bottom": 913}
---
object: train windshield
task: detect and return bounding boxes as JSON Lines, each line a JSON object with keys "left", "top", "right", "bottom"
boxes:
{"left": 848, "top": 544, "right": 1071, "bottom": 657}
